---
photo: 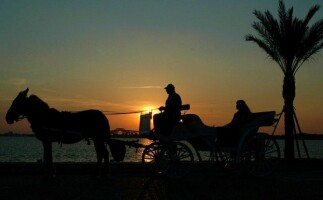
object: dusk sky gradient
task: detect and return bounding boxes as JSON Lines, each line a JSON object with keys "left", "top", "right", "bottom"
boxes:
{"left": 0, "top": 0, "right": 322, "bottom": 134}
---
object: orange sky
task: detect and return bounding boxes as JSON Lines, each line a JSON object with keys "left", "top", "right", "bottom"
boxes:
{"left": 0, "top": 0, "right": 322, "bottom": 134}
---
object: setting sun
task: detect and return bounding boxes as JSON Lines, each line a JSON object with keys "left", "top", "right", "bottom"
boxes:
{"left": 141, "top": 105, "right": 160, "bottom": 130}
{"left": 142, "top": 106, "right": 159, "bottom": 116}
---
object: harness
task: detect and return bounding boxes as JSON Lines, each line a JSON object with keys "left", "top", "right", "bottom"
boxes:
{"left": 34, "top": 126, "right": 91, "bottom": 146}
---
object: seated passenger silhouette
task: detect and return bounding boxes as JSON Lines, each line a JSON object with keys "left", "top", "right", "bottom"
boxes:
{"left": 217, "top": 100, "right": 252, "bottom": 146}
{"left": 153, "top": 84, "right": 182, "bottom": 135}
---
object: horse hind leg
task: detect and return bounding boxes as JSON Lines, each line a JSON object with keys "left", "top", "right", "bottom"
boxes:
{"left": 42, "top": 141, "right": 56, "bottom": 179}
{"left": 93, "top": 140, "right": 104, "bottom": 177}
{"left": 94, "top": 139, "right": 111, "bottom": 178}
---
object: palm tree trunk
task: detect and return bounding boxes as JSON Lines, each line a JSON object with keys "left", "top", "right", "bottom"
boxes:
{"left": 283, "top": 73, "right": 295, "bottom": 160}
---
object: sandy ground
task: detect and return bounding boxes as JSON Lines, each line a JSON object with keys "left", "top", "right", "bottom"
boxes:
{"left": 1, "top": 161, "right": 323, "bottom": 200}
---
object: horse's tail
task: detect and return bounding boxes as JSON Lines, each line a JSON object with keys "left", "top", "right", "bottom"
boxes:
{"left": 106, "top": 139, "right": 126, "bottom": 162}
{"left": 102, "top": 112, "right": 126, "bottom": 162}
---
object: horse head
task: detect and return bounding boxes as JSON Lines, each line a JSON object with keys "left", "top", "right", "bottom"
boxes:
{"left": 6, "top": 88, "right": 29, "bottom": 124}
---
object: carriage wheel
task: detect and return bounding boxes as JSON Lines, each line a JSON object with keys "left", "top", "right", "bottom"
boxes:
{"left": 239, "top": 133, "right": 280, "bottom": 177}
{"left": 216, "top": 150, "right": 236, "bottom": 170}
{"left": 161, "top": 142, "right": 194, "bottom": 179}
{"left": 142, "top": 142, "right": 168, "bottom": 174}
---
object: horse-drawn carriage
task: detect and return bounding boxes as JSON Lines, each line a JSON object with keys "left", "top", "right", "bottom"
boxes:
{"left": 140, "top": 104, "right": 281, "bottom": 178}
{"left": 6, "top": 89, "right": 280, "bottom": 179}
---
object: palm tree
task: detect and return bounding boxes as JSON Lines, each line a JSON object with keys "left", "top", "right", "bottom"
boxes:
{"left": 246, "top": 0, "right": 323, "bottom": 159}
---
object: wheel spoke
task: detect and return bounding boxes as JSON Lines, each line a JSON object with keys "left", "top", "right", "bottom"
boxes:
{"left": 145, "top": 151, "right": 156, "bottom": 157}
{"left": 264, "top": 149, "right": 278, "bottom": 155}
{"left": 240, "top": 135, "right": 280, "bottom": 176}
{"left": 161, "top": 142, "right": 194, "bottom": 178}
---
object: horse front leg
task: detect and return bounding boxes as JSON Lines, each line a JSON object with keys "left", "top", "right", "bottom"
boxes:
{"left": 103, "top": 144, "right": 110, "bottom": 177}
{"left": 93, "top": 140, "right": 103, "bottom": 177}
{"left": 93, "top": 140, "right": 110, "bottom": 178}
{"left": 42, "top": 141, "right": 55, "bottom": 178}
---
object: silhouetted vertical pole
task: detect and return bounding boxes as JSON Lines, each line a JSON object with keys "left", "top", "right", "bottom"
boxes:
{"left": 293, "top": 119, "right": 301, "bottom": 158}
{"left": 284, "top": 104, "right": 295, "bottom": 159}
{"left": 271, "top": 110, "right": 283, "bottom": 137}
{"left": 293, "top": 111, "right": 310, "bottom": 159}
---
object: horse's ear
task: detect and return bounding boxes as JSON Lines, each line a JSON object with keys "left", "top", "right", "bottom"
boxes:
{"left": 21, "top": 88, "right": 29, "bottom": 96}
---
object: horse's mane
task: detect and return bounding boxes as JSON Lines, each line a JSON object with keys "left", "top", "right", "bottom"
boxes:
{"left": 29, "top": 95, "right": 50, "bottom": 112}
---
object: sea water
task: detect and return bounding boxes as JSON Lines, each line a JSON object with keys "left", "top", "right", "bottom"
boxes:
{"left": 0, "top": 136, "right": 322, "bottom": 162}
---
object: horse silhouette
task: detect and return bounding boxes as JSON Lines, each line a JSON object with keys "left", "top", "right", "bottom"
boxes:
{"left": 5, "top": 88, "right": 122, "bottom": 178}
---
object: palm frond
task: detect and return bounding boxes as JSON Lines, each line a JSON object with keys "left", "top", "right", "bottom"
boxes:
{"left": 246, "top": 35, "right": 286, "bottom": 73}
{"left": 278, "top": 0, "right": 287, "bottom": 34}
{"left": 287, "top": 7, "right": 294, "bottom": 26}
{"left": 294, "top": 42, "right": 323, "bottom": 74}
{"left": 253, "top": 9, "right": 280, "bottom": 39}
{"left": 278, "top": 0, "right": 286, "bottom": 21}
{"left": 251, "top": 22, "right": 273, "bottom": 45}
{"left": 264, "top": 10, "right": 281, "bottom": 43}
{"left": 303, "top": 5, "right": 320, "bottom": 27}
{"left": 302, "top": 42, "right": 323, "bottom": 62}
{"left": 246, "top": 0, "right": 322, "bottom": 76}
{"left": 253, "top": 10, "right": 268, "bottom": 26}
{"left": 295, "top": 19, "right": 323, "bottom": 72}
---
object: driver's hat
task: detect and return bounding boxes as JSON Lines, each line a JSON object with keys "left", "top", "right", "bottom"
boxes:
{"left": 164, "top": 84, "right": 175, "bottom": 90}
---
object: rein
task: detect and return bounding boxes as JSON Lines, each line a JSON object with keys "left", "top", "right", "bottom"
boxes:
{"left": 103, "top": 109, "right": 157, "bottom": 115}
{"left": 67, "top": 108, "right": 158, "bottom": 116}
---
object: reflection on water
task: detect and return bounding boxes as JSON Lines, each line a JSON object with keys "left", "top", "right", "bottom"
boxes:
{"left": 0, "top": 136, "right": 322, "bottom": 162}
{"left": 0, "top": 137, "right": 153, "bottom": 162}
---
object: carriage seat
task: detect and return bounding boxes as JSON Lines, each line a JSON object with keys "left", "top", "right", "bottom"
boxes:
{"left": 179, "top": 114, "right": 217, "bottom": 136}
{"left": 180, "top": 104, "right": 190, "bottom": 112}
{"left": 152, "top": 104, "right": 190, "bottom": 136}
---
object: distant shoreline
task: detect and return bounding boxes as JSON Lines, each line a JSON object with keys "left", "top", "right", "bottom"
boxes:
{"left": 1, "top": 132, "right": 323, "bottom": 140}
{"left": 272, "top": 134, "right": 323, "bottom": 140}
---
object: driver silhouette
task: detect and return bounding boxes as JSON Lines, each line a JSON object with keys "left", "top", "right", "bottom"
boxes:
{"left": 153, "top": 84, "right": 182, "bottom": 135}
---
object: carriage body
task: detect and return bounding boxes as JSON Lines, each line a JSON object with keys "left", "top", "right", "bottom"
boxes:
{"left": 141, "top": 106, "right": 281, "bottom": 178}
